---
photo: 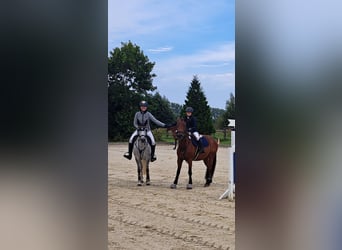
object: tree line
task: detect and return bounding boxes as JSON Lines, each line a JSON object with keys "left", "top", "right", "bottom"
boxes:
{"left": 108, "top": 41, "right": 235, "bottom": 141}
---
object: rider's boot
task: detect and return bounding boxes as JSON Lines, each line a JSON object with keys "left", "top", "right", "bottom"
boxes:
{"left": 151, "top": 144, "right": 157, "bottom": 162}
{"left": 124, "top": 143, "right": 133, "bottom": 160}
{"left": 197, "top": 139, "right": 204, "bottom": 153}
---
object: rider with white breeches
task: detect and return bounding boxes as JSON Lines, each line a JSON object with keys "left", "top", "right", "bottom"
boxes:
{"left": 124, "top": 100, "right": 169, "bottom": 162}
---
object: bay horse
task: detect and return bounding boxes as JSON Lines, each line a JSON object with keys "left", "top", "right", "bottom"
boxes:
{"left": 133, "top": 127, "right": 151, "bottom": 186}
{"left": 168, "top": 118, "right": 219, "bottom": 189}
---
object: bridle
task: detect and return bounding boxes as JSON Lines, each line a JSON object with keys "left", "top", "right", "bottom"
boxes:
{"left": 136, "top": 127, "right": 148, "bottom": 154}
{"left": 175, "top": 129, "right": 186, "bottom": 141}
{"left": 174, "top": 120, "right": 189, "bottom": 142}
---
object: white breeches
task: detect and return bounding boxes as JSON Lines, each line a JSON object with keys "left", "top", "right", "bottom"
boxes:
{"left": 193, "top": 131, "right": 200, "bottom": 141}
{"left": 129, "top": 130, "right": 156, "bottom": 145}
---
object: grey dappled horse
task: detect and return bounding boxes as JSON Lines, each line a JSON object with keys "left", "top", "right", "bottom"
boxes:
{"left": 133, "top": 127, "right": 151, "bottom": 186}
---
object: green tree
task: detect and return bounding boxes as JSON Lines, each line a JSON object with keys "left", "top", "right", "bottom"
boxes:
{"left": 146, "top": 92, "right": 176, "bottom": 129}
{"left": 170, "top": 102, "right": 182, "bottom": 117}
{"left": 216, "top": 93, "right": 236, "bottom": 128}
{"left": 215, "top": 93, "right": 235, "bottom": 139}
{"left": 181, "top": 76, "right": 215, "bottom": 134}
{"left": 108, "top": 41, "right": 157, "bottom": 140}
{"left": 108, "top": 41, "right": 156, "bottom": 94}
{"left": 211, "top": 107, "right": 225, "bottom": 123}
{"left": 226, "top": 92, "right": 235, "bottom": 120}
{"left": 108, "top": 83, "right": 140, "bottom": 140}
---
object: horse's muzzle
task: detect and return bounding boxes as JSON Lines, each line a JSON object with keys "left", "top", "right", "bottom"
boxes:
{"left": 176, "top": 132, "right": 184, "bottom": 140}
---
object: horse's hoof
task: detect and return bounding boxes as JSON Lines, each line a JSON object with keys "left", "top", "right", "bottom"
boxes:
{"left": 137, "top": 182, "right": 142, "bottom": 186}
{"left": 204, "top": 183, "right": 210, "bottom": 187}
{"left": 170, "top": 184, "right": 177, "bottom": 189}
{"left": 186, "top": 184, "right": 192, "bottom": 189}
{"left": 146, "top": 181, "right": 150, "bottom": 186}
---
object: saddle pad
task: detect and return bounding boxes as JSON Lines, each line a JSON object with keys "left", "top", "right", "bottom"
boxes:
{"left": 191, "top": 136, "right": 209, "bottom": 147}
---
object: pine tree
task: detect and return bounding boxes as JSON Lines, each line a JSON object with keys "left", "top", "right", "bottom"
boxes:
{"left": 182, "top": 76, "right": 215, "bottom": 134}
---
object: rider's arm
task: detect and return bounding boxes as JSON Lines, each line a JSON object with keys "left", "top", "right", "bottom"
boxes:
{"left": 133, "top": 112, "right": 139, "bottom": 129}
{"left": 147, "top": 112, "right": 165, "bottom": 127}
{"left": 190, "top": 117, "right": 198, "bottom": 132}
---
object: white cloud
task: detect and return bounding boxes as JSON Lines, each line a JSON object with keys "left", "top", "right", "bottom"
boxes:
{"left": 154, "top": 42, "right": 235, "bottom": 74}
{"left": 108, "top": 0, "right": 233, "bottom": 49}
{"left": 108, "top": 0, "right": 235, "bottom": 108}
{"left": 152, "top": 43, "right": 235, "bottom": 108}
{"left": 148, "top": 46, "right": 173, "bottom": 53}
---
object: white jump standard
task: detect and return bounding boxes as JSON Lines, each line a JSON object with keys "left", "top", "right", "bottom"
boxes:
{"left": 219, "top": 119, "right": 235, "bottom": 201}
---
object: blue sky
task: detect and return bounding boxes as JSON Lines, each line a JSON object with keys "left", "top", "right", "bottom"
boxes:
{"left": 108, "top": 0, "right": 235, "bottom": 109}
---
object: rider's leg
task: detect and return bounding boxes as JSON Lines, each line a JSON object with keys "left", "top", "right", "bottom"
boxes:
{"left": 147, "top": 131, "right": 157, "bottom": 162}
{"left": 193, "top": 132, "right": 204, "bottom": 153}
{"left": 124, "top": 131, "right": 138, "bottom": 160}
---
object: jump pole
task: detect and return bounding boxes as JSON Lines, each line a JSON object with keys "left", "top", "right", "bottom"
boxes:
{"left": 219, "top": 121, "right": 235, "bottom": 201}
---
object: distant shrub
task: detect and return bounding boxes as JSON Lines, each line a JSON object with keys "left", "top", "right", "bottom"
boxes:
{"left": 153, "top": 128, "right": 164, "bottom": 141}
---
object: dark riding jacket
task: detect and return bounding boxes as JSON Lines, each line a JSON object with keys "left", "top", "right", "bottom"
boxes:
{"left": 184, "top": 115, "right": 198, "bottom": 133}
{"left": 134, "top": 111, "right": 165, "bottom": 131}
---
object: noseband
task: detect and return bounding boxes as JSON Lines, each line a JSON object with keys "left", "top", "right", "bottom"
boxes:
{"left": 136, "top": 127, "right": 148, "bottom": 153}
{"left": 137, "top": 127, "right": 148, "bottom": 143}
{"left": 176, "top": 130, "right": 186, "bottom": 140}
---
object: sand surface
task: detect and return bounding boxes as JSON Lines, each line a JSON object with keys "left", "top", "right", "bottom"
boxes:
{"left": 108, "top": 143, "right": 235, "bottom": 250}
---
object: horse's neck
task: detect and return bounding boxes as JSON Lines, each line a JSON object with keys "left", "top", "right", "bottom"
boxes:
{"left": 178, "top": 137, "right": 191, "bottom": 151}
{"left": 136, "top": 138, "right": 147, "bottom": 150}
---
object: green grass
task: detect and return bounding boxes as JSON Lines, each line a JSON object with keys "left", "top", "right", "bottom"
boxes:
{"left": 212, "top": 130, "right": 231, "bottom": 147}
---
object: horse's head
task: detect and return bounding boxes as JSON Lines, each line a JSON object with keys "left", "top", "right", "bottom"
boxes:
{"left": 167, "top": 118, "right": 187, "bottom": 141}
{"left": 137, "top": 127, "right": 147, "bottom": 143}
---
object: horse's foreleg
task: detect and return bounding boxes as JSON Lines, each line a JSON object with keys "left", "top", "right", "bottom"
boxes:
{"left": 187, "top": 161, "right": 193, "bottom": 189}
{"left": 173, "top": 139, "right": 177, "bottom": 150}
{"left": 171, "top": 158, "right": 183, "bottom": 189}
{"left": 146, "top": 162, "right": 150, "bottom": 185}
{"left": 136, "top": 160, "right": 143, "bottom": 186}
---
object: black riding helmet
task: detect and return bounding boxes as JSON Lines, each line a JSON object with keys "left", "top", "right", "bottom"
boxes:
{"left": 185, "top": 107, "right": 194, "bottom": 113}
{"left": 139, "top": 100, "right": 148, "bottom": 107}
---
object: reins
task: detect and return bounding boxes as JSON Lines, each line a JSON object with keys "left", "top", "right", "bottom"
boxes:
{"left": 135, "top": 127, "right": 149, "bottom": 159}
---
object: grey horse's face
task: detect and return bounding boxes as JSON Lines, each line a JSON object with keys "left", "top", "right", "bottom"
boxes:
{"left": 138, "top": 128, "right": 147, "bottom": 142}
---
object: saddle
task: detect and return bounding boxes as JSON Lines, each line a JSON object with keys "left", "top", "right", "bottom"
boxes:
{"left": 189, "top": 134, "right": 209, "bottom": 148}
{"left": 134, "top": 125, "right": 152, "bottom": 147}
{"left": 133, "top": 135, "right": 152, "bottom": 145}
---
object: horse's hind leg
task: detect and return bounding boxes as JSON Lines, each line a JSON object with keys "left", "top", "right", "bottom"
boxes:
{"left": 146, "top": 163, "right": 150, "bottom": 185}
{"left": 203, "top": 156, "right": 214, "bottom": 187}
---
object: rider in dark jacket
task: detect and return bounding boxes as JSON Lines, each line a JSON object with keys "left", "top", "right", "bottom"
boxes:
{"left": 184, "top": 107, "right": 204, "bottom": 153}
